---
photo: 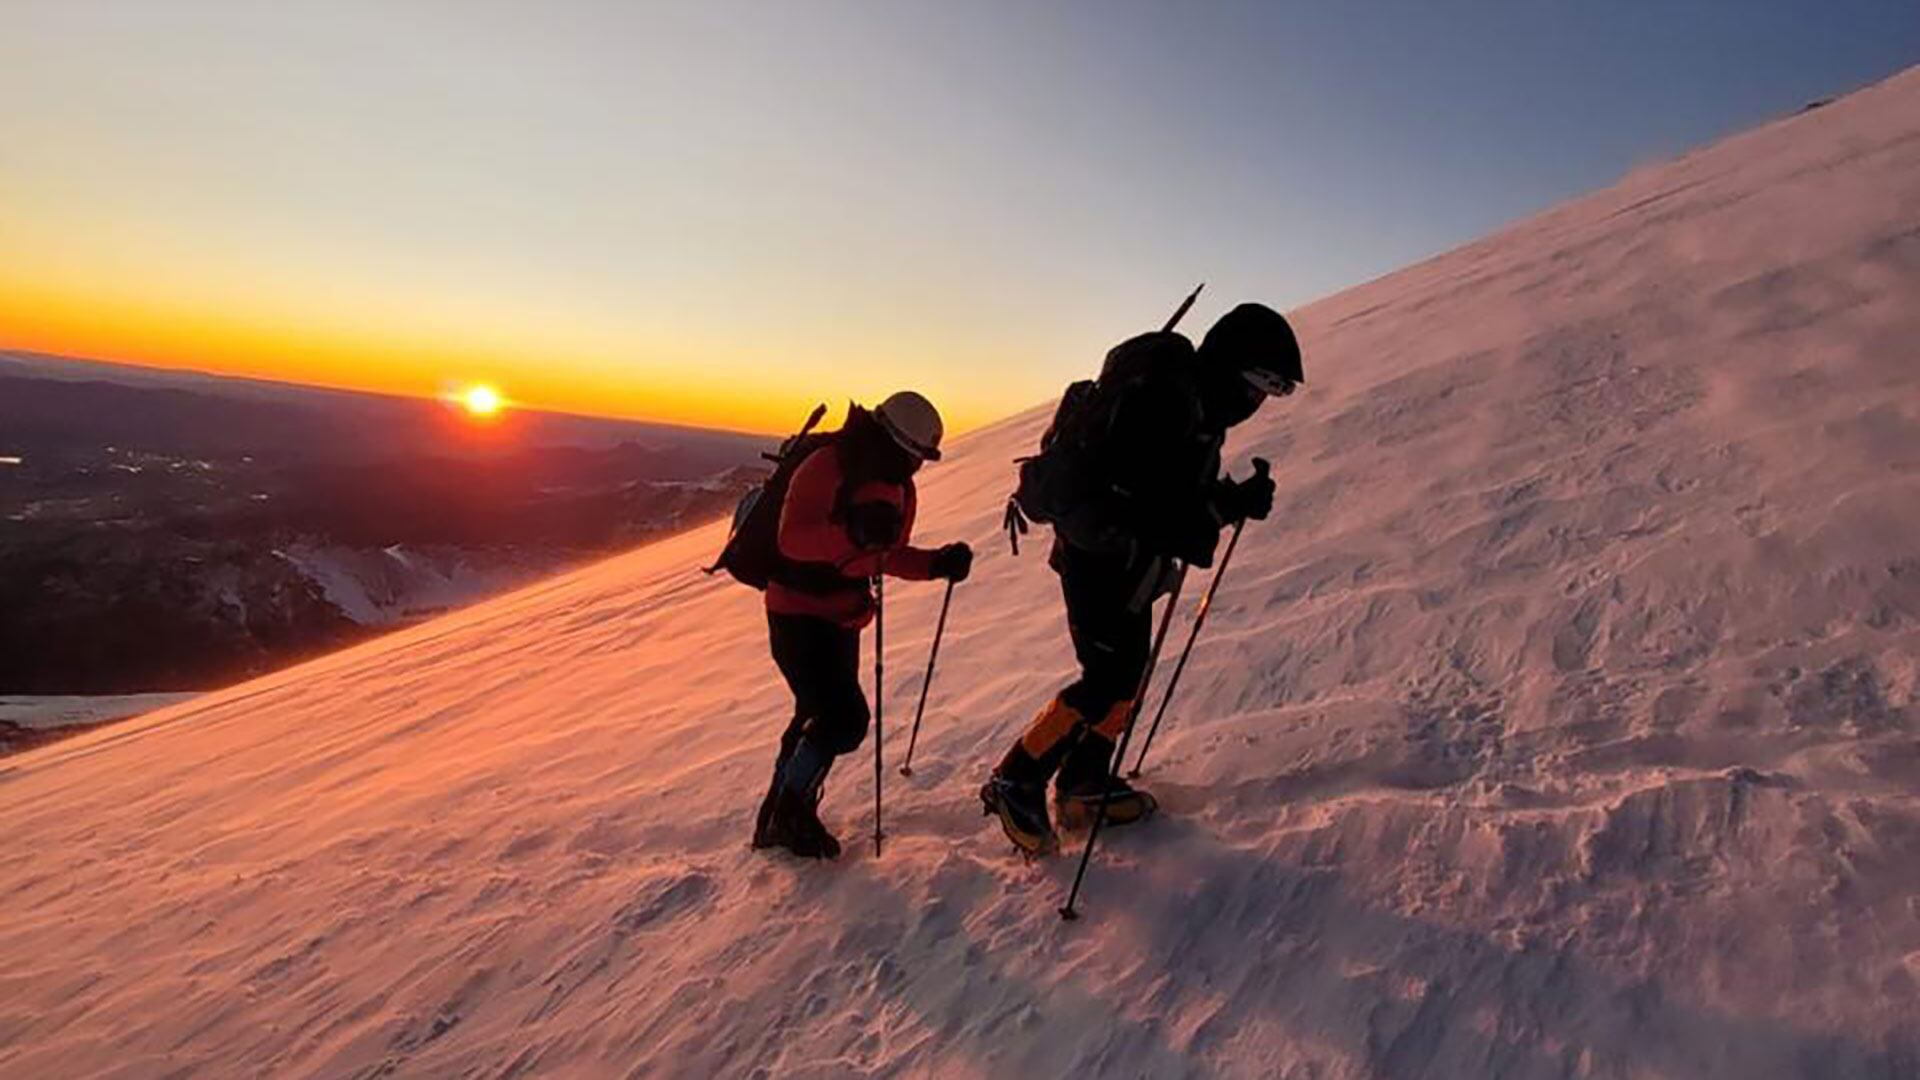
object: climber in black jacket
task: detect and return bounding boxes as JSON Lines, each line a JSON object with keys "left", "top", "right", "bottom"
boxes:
{"left": 983, "top": 302, "right": 1304, "bottom": 854}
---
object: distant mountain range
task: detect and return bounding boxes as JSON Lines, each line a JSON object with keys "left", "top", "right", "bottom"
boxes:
{"left": 0, "top": 350, "right": 757, "bottom": 468}
{"left": 1, "top": 352, "right": 768, "bottom": 693}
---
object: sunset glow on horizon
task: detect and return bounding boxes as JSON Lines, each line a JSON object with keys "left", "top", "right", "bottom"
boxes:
{"left": 460, "top": 385, "right": 503, "bottom": 418}
{"left": 0, "top": 269, "right": 942, "bottom": 435}
{"left": 5, "top": 2, "right": 1914, "bottom": 437}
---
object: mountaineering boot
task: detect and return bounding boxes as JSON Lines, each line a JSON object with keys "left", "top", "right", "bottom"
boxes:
{"left": 752, "top": 778, "right": 781, "bottom": 849}
{"left": 1053, "top": 730, "right": 1158, "bottom": 829}
{"left": 981, "top": 776, "right": 1057, "bottom": 856}
{"left": 752, "top": 722, "right": 808, "bottom": 849}
{"left": 751, "top": 756, "right": 789, "bottom": 849}
{"left": 756, "top": 736, "right": 840, "bottom": 859}
{"left": 1053, "top": 772, "right": 1159, "bottom": 829}
{"left": 763, "top": 786, "right": 842, "bottom": 859}
{"left": 754, "top": 770, "right": 828, "bottom": 849}
{"left": 982, "top": 738, "right": 1063, "bottom": 855}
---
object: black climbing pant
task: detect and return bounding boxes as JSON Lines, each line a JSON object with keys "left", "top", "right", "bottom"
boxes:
{"left": 768, "top": 612, "right": 870, "bottom": 761}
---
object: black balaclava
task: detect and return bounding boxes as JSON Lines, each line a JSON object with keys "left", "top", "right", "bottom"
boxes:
{"left": 1197, "top": 367, "right": 1265, "bottom": 429}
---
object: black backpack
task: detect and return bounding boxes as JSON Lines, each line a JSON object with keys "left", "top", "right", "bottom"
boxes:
{"left": 1008, "top": 331, "right": 1193, "bottom": 553}
{"left": 705, "top": 404, "right": 838, "bottom": 590}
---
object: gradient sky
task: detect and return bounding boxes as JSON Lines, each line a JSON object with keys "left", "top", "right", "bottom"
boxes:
{"left": 4, "top": 2, "right": 1916, "bottom": 433}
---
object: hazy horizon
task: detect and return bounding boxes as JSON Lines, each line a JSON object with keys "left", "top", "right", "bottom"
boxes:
{"left": 0, "top": 346, "right": 771, "bottom": 437}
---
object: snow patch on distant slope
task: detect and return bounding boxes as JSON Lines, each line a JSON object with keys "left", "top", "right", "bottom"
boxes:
{"left": 274, "top": 543, "right": 537, "bottom": 625}
{"left": 0, "top": 694, "right": 198, "bottom": 732}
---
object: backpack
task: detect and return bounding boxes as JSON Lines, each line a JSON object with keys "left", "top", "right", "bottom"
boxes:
{"left": 1009, "top": 331, "right": 1193, "bottom": 552}
{"left": 705, "top": 404, "right": 837, "bottom": 590}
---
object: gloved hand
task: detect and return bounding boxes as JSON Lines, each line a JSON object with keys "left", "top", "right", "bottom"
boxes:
{"left": 844, "top": 500, "right": 904, "bottom": 550}
{"left": 930, "top": 542, "right": 974, "bottom": 582}
{"left": 1217, "top": 469, "right": 1275, "bottom": 523}
{"left": 1169, "top": 517, "right": 1221, "bottom": 569}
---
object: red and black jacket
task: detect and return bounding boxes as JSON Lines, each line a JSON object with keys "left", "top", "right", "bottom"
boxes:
{"left": 767, "top": 439, "right": 938, "bottom": 629}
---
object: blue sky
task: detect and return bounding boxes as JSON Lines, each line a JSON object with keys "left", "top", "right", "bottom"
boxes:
{"left": 3, "top": 1, "right": 1915, "bottom": 429}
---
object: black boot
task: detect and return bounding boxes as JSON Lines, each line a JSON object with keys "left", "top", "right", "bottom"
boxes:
{"left": 751, "top": 721, "right": 806, "bottom": 849}
{"left": 764, "top": 786, "right": 841, "bottom": 859}
{"left": 1054, "top": 734, "right": 1157, "bottom": 829}
{"left": 981, "top": 743, "right": 1060, "bottom": 855}
{"left": 758, "top": 737, "right": 840, "bottom": 859}
{"left": 751, "top": 766, "right": 787, "bottom": 851}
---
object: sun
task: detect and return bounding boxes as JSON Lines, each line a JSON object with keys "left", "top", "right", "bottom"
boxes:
{"left": 460, "top": 384, "right": 504, "bottom": 418}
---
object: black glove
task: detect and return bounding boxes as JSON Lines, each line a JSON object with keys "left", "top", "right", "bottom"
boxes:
{"left": 844, "top": 500, "right": 904, "bottom": 550}
{"left": 930, "top": 542, "right": 974, "bottom": 583}
{"left": 1172, "top": 519, "right": 1221, "bottom": 569}
{"left": 1218, "top": 471, "right": 1275, "bottom": 524}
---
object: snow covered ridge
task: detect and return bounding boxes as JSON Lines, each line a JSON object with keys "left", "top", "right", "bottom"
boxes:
{"left": 273, "top": 543, "right": 544, "bottom": 627}
{"left": 5, "top": 68, "right": 1920, "bottom": 1078}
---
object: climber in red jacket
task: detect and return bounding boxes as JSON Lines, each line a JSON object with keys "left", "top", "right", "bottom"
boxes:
{"left": 752, "top": 392, "right": 973, "bottom": 858}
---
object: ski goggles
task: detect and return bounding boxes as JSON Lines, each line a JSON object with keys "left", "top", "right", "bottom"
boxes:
{"left": 1241, "top": 365, "right": 1299, "bottom": 397}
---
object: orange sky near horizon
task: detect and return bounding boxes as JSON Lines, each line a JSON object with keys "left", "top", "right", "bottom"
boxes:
{"left": 0, "top": 270, "right": 999, "bottom": 436}
{"left": 1, "top": 243, "right": 1052, "bottom": 434}
{"left": 3, "top": 290, "right": 805, "bottom": 436}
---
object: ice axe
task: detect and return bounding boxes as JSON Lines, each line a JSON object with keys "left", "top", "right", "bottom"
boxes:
{"left": 1163, "top": 282, "right": 1204, "bottom": 333}
{"left": 1129, "top": 457, "right": 1268, "bottom": 778}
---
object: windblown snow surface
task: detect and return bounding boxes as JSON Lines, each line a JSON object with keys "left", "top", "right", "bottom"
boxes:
{"left": 5, "top": 71, "right": 1920, "bottom": 1080}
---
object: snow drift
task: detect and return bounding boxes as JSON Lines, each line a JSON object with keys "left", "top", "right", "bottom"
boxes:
{"left": 4, "top": 70, "right": 1919, "bottom": 1079}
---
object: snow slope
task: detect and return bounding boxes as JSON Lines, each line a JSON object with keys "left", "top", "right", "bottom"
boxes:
{"left": 5, "top": 70, "right": 1920, "bottom": 1079}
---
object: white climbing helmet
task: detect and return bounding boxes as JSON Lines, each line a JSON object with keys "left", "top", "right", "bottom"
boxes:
{"left": 874, "top": 391, "right": 944, "bottom": 462}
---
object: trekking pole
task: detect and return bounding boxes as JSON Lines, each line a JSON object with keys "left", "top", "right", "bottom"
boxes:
{"left": 1130, "top": 457, "right": 1269, "bottom": 778}
{"left": 1060, "top": 562, "right": 1189, "bottom": 921}
{"left": 899, "top": 579, "right": 955, "bottom": 778}
{"left": 872, "top": 569, "right": 886, "bottom": 858}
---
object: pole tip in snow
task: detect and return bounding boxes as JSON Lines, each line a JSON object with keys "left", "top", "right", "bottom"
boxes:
{"left": 1058, "top": 905, "right": 1080, "bottom": 921}
{"left": 898, "top": 765, "right": 913, "bottom": 777}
